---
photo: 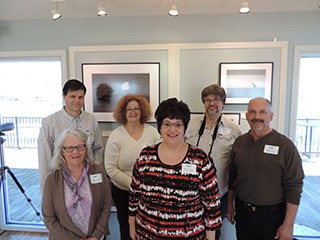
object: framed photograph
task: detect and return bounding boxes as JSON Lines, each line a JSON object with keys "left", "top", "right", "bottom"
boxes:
{"left": 222, "top": 112, "right": 241, "bottom": 125}
{"left": 219, "top": 62, "right": 273, "bottom": 104}
{"left": 190, "top": 112, "right": 241, "bottom": 125}
{"left": 82, "top": 63, "right": 160, "bottom": 122}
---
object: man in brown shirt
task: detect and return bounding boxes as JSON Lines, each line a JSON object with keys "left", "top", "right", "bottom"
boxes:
{"left": 227, "top": 97, "right": 304, "bottom": 240}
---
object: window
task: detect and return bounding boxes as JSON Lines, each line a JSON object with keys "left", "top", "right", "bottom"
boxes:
{"left": 291, "top": 47, "right": 320, "bottom": 238}
{"left": 0, "top": 51, "right": 66, "bottom": 231}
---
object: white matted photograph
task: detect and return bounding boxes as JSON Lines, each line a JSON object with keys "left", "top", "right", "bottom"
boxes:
{"left": 190, "top": 112, "right": 241, "bottom": 125}
{"left": 222, "top": 112, "right": 241, "bottom": 125}
{"left": 82, "top": 63, "right": 160, "bottom": 122}
{"left": 219, "top": 62, "right": 273, "bottom": 104}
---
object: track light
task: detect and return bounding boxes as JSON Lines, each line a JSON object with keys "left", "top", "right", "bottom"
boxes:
{"left": 239, "top": 1, "right": 250, "bottom": 14}
{"left": 52, "top": 2, "right": 62, "bottom": 20}
{"left": 97, "top": 6, "right": 107, "bottom": 16}
{"left": 97, "top": 0, "right": 107, "bottom": 16}
{"left": 168, "top": 0, "right": 179, "bottom": 17}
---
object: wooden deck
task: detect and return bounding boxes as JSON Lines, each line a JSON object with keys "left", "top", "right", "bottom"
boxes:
{"left": 3, "top": 168, "right": 119, "bottom": 239}
{"left": 0, "top": 231, "right": 48, "bottom": 240}
{"left": 6, "top": 168, "right": 42, "bottom": 224}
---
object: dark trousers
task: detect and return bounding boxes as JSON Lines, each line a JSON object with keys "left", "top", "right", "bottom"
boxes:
{"left": 111, "top": 183, "right": 131, "bottom": 240}
{"left": 235, "top": 196, "right": 286, "bottom": 240}
{"left": 216, "top": 193, "right": 228, "bottom": 240}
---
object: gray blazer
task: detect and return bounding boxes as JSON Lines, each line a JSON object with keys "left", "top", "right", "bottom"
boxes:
{"left": 42, "top": 164, "right": 111, "bottom": 240}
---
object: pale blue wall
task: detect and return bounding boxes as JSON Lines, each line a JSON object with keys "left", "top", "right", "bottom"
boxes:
{"left": 1, "top": 12, "right": 319, "bottom": 50}
{"left": 1, "top": 11, "right": 320, "bottom": 133}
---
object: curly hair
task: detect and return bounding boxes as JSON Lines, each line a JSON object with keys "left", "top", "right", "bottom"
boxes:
{"left": 113, "top": 94, "right": 152, "bottom": 124}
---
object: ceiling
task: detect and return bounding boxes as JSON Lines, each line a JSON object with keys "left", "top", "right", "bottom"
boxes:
{"left": 0, "top": 0, "right": 319, "bottom": 21}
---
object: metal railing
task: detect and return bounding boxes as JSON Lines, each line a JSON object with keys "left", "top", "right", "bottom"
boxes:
{"left": 296, "top": 118, "right": 320, "bottom": 158}
{"left": 1, "top": 117, "right": 42, "bottom": 149}
{"left": 1, "top": 116, "right": 320, "bottom": 157}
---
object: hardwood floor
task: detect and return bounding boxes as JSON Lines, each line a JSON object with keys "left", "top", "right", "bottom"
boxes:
{"left": 0, "top": 231, "right": 48, "bottom": 240}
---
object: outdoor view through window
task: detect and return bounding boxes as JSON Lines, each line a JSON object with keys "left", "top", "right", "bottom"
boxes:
{"left": 0, "top": 60, "right": 62, "bottom": 226}
{"left": 294, "top": 57, "right": 320, "bottom": 237}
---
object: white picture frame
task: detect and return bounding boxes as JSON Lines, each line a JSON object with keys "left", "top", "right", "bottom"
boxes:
{"left": 219, "top": 62, "right": 273, "bottom": 104}
{"left": 82, "top": 63, "right": 160, "bottom": 122}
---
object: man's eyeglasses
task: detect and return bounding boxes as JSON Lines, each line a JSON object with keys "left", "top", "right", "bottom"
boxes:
{"left": 204, "top": 97, "right": 221, "bottom": 104}
{"left": 161, "top": 121, "right": 184, "bottom": 129}
{"left": 126, "top": 107, "right": 140, "bottom": 112}
{"left": 63, "top": 144, "right": 86, "bottom": 153}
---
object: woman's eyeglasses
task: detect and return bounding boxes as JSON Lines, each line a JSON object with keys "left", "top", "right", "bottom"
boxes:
{"left": 161, "top": 121, "right": 184, "bottom": 129}
{"left": 63, "top": 144, "right": 86, "bottom": 153}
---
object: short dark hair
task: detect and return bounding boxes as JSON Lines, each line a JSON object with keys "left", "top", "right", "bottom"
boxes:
{"left": 154, "top": 98, "right": 190, "bottom": 133}
{"left": 113, "top": 94, "right": 152, "bottom": 124}
{"left": 62, "top": 79, "right": 87, "bottom": 96}
{"left": 201, "top": 84, "right": 226, "bottom": 104}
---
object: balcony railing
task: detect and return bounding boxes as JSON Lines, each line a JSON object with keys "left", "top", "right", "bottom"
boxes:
{"left": 1, "top": 117, "right": 320, "bottom": 158}
{"left": 296, "top": 118, "right": 320, "bottom": 158}
{"left": 1, "top": 117, "right": 42, "bottom": 149}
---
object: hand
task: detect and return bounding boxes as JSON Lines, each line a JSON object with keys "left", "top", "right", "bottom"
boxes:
{"left": 227, "top": 201, "right": 235, "bottom": 224}
{"left": 205, "top": 230, "right": 216, "bottom": 240}
{"left": 129, "top": 216, "right": 136, "bottom": 239}
{"left": 274, "top": 223, "right": 293, "bottom": 240}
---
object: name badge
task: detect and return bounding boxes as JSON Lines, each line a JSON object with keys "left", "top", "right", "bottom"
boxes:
{"left": 264, "top": 145, "right": 279, "bottom": 155}
{"left": 90, "top": 174, "right": 102, "bottom": 184}
{"left": 181, "top": 163, "right": 197, "bottom": 175}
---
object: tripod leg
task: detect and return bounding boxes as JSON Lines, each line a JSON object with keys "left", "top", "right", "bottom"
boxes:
{"left": 4, "top": 166, "right": 44, "bottom": 223}
{"left": 0, "top": 167, "right": 4, "bottom": 191}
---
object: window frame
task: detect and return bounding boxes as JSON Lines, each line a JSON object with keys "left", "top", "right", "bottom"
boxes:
{"left": 0, "top": 50, "right": 67, "bottom": 232}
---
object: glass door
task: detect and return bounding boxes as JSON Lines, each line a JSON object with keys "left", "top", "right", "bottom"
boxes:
{"left": 0, "top": 58, "right": 63, "bottom": 230}
{"left": 293, "top": 55, "right": 320, "bottom": 238}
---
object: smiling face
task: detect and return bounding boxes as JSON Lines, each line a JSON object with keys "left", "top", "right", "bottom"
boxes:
{"left": 203, "top": 94, "right": 224, "bottom": 117}
{"left": 63, "top": 90, "right": 85, "bottom": 117}
{"left": 246, "top": 98, "right": 273, "bottom": 136}
{"left": 62, "top": 133, "right": 86, "bottom": 168}
{"left": 125, "top": 100, "right": 141, "bottom": 123}
{"left": 160, "top": 118, "right": 185, "bottom": 146}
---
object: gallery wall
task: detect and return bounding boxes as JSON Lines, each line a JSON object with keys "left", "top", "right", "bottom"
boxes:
{"left": 1, "top": 10, "right": 320, "bottom": 135}
{"left": 68, "top": 42, "right": 287, "bottom": 134}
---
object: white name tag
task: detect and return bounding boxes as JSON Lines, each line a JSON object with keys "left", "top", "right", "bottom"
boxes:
{"left": 264, "top": 145, "right": 279, "bottom": 155}
{"left": 90, "top": 174, "right": 102, "bottom": 184}
{"left": 181, "top": 163, "right": 197, "bottom": 175}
